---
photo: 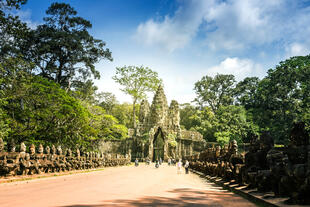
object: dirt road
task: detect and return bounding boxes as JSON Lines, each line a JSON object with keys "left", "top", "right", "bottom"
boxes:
{"left": 0, "top": 164, "right": 257, "bottom": 207}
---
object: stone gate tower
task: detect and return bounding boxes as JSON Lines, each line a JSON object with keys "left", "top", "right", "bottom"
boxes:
{"left": 136, "top": 85, "right": 205, "bottom": 161}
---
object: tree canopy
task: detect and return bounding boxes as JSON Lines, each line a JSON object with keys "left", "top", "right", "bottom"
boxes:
{"left": 27, "top": 3, "right": 112, "bottom": 89}
{"left": 113, "top": 65, "right": 162, "bottom": 128}
{"left": 0, "top": 2, "right": 126, "bottom": 150}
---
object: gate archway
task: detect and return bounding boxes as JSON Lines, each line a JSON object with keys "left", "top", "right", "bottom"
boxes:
{"left": 153, "top": 128, "right": 165, "bottom": 162}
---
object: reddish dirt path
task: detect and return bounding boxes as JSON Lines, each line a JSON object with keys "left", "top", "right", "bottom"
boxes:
{"left": 0, "top": 164, "right": 257, "bottom": 207}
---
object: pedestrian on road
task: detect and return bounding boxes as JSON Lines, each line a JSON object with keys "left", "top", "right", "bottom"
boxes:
{"left": 159, "top": 157, "right": 162, "bottom": 165}
{"left": 184, "top": 160, "right": 189, "bottom": 174}
{"left": 177, "top": 159, "right": 182, "bottom": 174}
{"left": 145, "top": 157, "right": 150, "bottom": 165}
{"left": 135, "top": 158, "right": 139, "bottom": 167}
{"left": 168, "top": 158, "right": 171, "bottom": 166}
{"left": 155, "top": 159, "right": 159, "bottom": 168}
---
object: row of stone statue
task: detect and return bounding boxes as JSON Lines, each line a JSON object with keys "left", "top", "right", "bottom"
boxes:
{"left": 186, "top": 122, "right": 310, "bottom": 205}
{"left": 0, "top": 139, "right": 130, "bottom": 177}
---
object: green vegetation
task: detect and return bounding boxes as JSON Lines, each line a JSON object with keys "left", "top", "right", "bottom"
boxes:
{"left": 113, "top": 65, "right": 162, "bottom": 128}
{"left": 0, "top": 1, "right": 127, "bottom": 150}
{"left": 181, "top": 55, "right": 310, "bottom": 145}
{"left": 1, "top": 0, "right": 310, "bottom": 149}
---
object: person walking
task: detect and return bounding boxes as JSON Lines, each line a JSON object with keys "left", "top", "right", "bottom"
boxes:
{"left": 184, "top": 160, "right": 189, "bottom": 174}
{"left": 134, "top": 158, "right": 139, "bottom": 167}
{"left": 177, "top": 159, "right": 182, "bottom": 174}
{"left": 155, "top": 159, "right": 159, "bottom": 168}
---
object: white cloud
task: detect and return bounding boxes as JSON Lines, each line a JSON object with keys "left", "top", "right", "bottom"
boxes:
{"left": 15, "top": 9, "right": 39, "bottom": 29}
{"left": 134, "top": 0, "right": 211, "bottom": 52}
{"left": 134, "top": 0, "right": 310, "bottom": 53}
{"left": 206, "top": 57, "right": 264, "bottom": 81}
{"left": 285, "top": 42, "right": 310, "bottom": 58}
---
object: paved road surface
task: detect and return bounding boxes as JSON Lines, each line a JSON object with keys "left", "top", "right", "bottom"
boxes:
{"left": 0, "top": 164, "right": 257, "bottom": 207}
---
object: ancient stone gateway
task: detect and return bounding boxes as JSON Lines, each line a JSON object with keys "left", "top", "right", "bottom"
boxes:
{"left": 134, "top": 85, "right": 206, "bottom": 161}
{"left": 152, "top": 127, "right": 165, "bottom": 161}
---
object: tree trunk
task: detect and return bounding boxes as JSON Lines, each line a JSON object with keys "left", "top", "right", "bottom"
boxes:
{"left": 133, "top": 98, "right": 137, "bottom": 129}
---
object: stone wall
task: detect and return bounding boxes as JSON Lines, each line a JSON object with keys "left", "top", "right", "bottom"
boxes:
{"left": 98, "top": 139, "right": 132, "bottom": 155}
{"left": 185, "top": 123, "right": 310, "bottom": 205}
{"left": 0, "top": 139, "right": 130, "bottom": 177}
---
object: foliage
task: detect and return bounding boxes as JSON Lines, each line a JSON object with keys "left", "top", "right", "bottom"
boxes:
{"left": 252, "top": 55, "right": 310, "bottom": 143}
{"left": 188, "top": 106, "right": 216, "bottom": 142}
{"left": 98, "top": 92, "right": 118, "bottom": 114}
{"left": 194, "top": 74, "right": 236, "bottom": 113}
{"left": 100, "top": 114, "right": 128, "bottom": 140}
{"left": 0, "top": 57, "right": 127, "bottom": 149}
{"left": 0, "top": 2, "right": 131, "bottom": 151}
{"left": 214, "top": 131, "right": 231, "bottom": 146}
{"left": 113, "top": 65, "right": 162, "bottom": 128}
{"left": 0, "top": 0, "right": 30, "bottom": 60}
{"left": 179, "top": 103, "right": 197, "bottom": 130}
{"left": 110, "top": 102, "right": 139, "bottom": 128}
{"left": 234, "top": 77, "right": 260, "bottom": 109}
{"left": 188, "top": 55, "right": 310, "bottom": 145}
{"left": 27, "top": 3, "right": 112, "bottom": 89}
{"left": 167, "top": 133, "right": 177, "bottom": 147}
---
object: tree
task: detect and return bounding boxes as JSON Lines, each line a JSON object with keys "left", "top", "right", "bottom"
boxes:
{"left": 113, "top": 65, "right": 162, "bottom": 128}
{"left": 98, "top": 92, "right": 118, "bottom": 114}
{"left": 28, "top": 3, "right": 112, "bottom": 88}
{"left": 194, "top": 74, "right": 236, "bottom": 113}
{"left": 179, "top": 103, "right": 198, "bottom": 130}
{"left": 234, "top": 77, "right": 260, "bottom": 109}
{"left": 253, "top": 55, "right": 310, "bottom": 143}
{"left": 111, "top": 103, "right": 136, "bottom": 128}
{"left": 214, "top": 105, "right": 250, "bottom": 145}
{"left": 0, "top": 0, "right": 30, "bottom": 60}
{"left": 189, "top": 106, "right": 217, "bottom": 141}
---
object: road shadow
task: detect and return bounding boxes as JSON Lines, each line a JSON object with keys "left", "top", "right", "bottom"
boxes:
{"left": 60, "top": 187, "right": 256, "bottom": 207}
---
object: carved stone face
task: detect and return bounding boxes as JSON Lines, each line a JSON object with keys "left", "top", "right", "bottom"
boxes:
{"left": 57, "top": 146, "right": 62, "bottom": 155}
{"left": 51, "top": 145, "right": 56, "bottom": 155}
{"left": 0, "top": 138, "right": 4, "bottom": 152}
{"left": 38, "top": 144, "right": 44, "bottom": 154}
{"left": 45, "top": 146, "right": 50, "bottom": 154}
{"left": 25, "top": 153, "right": 30, "bottom": 161}
{"left": 230, "top": 140, "right": 238, "bottom": 153}
{"left": 259, "top": 132, "right": 274, "bottom": 150}
{"left": 30, "top": 144, "right": 35, "bottom": 155}
{"left": 66, "top": 149, "right": 72, "bottom": 157}
{"left": 8, "top": 140, "right": 16, "bottom": 152}
{"left": 20, "top": 142, "right": 26, "bottom": 152}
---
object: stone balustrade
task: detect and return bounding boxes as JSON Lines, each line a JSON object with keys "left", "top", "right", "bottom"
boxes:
{"left": 0, "top": 140, "right": 131, "bottom": 177}
{"left": 185, "top": 122, "right": 310, "bottom": 205}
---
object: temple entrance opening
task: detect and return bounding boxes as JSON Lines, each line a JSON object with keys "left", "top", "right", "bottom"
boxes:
{"left": 153, "top": 128, "right": 165, "bottom": 161}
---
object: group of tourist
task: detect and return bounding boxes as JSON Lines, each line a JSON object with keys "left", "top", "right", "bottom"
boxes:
{"left": 134, "top": 157, "right": 190, "bottom": 174}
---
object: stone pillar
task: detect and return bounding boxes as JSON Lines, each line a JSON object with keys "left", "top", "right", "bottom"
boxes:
{"left": 164, "top": 141, "right": 168, "bottom": 161}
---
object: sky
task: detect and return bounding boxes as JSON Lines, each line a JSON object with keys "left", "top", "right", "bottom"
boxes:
{"left": 18, "top": 0, "right": 310, "bottom": 104}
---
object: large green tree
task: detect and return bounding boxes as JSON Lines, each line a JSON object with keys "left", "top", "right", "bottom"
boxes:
{"left": 98, "top": 92, "right": 118, "bottom": 114}
{"left": 234, "top": 77, "right": 260, "bottom": 109}
{"left": 253, "top": 55, "right": 310, "bottom": 143}
{"left": 194, "top": 74, "right": 236, "bottom": 113}
{"left": 0, "top": 0, "right": 30, "bottom": 60}
{"left": 179, "top": 103, "right": 198, "bottom": 130}
{"left": 28, "top": 3, "right": 112, "bottom": 88}
{"left": 113, "top": 65, "right": 162, "bottom": 128}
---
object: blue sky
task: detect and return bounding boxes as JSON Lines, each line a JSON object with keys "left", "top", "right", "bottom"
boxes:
{"left": 18, "top": 0, "right": 310, "bottom": 104}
